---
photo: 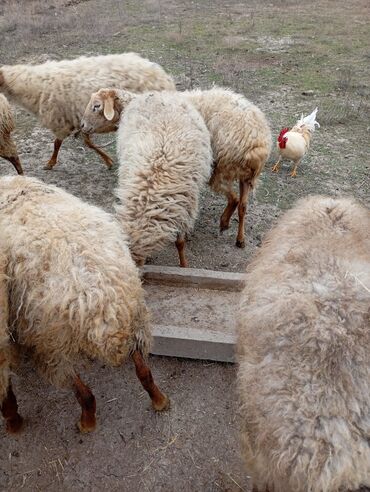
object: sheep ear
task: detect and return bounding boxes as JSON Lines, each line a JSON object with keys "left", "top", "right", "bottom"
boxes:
{"left": 103, "top": 96, "right": 115, "bottom": 121}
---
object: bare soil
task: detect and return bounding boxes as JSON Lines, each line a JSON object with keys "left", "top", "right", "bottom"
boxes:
{"left": 0, "top": 0, "right": 369, "bottom": 490}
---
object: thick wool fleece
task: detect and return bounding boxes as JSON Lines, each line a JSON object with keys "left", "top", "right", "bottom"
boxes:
{"left": 115, "top": 91, "right": 212, "bottom": 264}
{"left": 0, "top": 251, "right": 11, "bottom": 404}
{"left": 237, "top": 195, "right": 370, "bottom": 492}
{"left": 0, "top": 176, "right": 150, "bottom": 389}
{"left": 184, "top": 87, "right": 272, "bottom": 193}
{"left": 0, "top": 53, "right": 175, "bottom": 139}
{"left": 0, "top": 94, "right": 17, "bottom": 159}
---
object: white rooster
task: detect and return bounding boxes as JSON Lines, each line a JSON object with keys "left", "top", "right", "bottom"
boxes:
{"left": 272, "top": 108, "right": 320, "bottom": 177}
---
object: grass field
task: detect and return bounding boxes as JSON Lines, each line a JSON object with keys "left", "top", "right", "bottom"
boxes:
{"left": 0, "top": 0, "right": 369, "bottom": 490}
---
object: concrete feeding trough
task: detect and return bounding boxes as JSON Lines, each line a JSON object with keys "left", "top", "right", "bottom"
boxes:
{"left": 142, "top": 265, "right": 245, "bottom": 363}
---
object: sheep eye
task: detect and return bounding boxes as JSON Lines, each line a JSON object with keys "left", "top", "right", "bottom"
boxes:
{"left": 92, "top": 103, "right": 101, "bottom": 112}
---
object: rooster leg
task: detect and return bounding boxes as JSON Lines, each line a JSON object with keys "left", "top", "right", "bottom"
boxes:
{"left": 271, "top": 157, "right": 281, "bottom": 173}
{"left": 290, "top": 160, "right": 300, "bottom": 177}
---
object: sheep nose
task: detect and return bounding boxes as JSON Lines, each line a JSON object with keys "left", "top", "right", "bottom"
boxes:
{"left": 80, "top": 121, "right": 91, "bottom": 134}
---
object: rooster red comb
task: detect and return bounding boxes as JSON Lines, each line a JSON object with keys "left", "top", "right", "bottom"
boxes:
{"left": 278, "top": 127, "right": 290, "bottom": 142}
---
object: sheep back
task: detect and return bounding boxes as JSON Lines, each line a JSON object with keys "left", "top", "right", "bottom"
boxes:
{"left": 115, "top": 91, "right": 212, "bottom": 264}
{"left": 185, "top": 87, "right": 272, "bottom": 194}
{"left": 237, "top": 195, "right": 370, "bottom": 492}
{"left": 0, "top": 176, "right": 150, "bottom": 387}
{"left": 0, "top": 53, "right": 175, "bottom": 139}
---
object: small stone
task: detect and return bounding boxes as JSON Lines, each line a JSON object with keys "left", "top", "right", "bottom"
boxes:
{"left": 302, "top": 90, "right": 314, "bottom": 96}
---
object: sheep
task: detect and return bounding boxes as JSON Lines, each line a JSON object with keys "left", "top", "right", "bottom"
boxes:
{"left": 81, "top": 89, "right": 213, "bottom": 267}
{"left": 184, "top": 87, "right": 272, "bottom": 248}
{"left": 0, "top": 175, "right": 169, "bottom": 434}
{"left": 237, "top": 195, "right": 370, "bottom": 492}
{"left": 82, "top": 86, "right": 271, "bottom": 248}
{"left": 0, "top": 53, "right": 175, "bottom": 170}
{"left": 0, "top": 94, "right": 23, "bottom": 175}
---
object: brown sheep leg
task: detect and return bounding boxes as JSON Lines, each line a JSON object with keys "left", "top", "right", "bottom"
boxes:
{"left": 3, "top": 156, "right": 24, "bottom": 175}
{"left": 236, "top": 179, "right": 251, "bottom": 249}
{"left": 175, "top": 233, "right": 188, "bottom": 268}
{"left": 73, "top": 375, "right": 96, "bottom": 433}
{"left": 132, "top": 350, "right": 170, "bottom": 412}
{"left": 83, "top": 134, "right": 113, "bottom": 169}
{"left": 45, "top": 138, "right": 63, "bottom": 170}
{"left": 220, "top": 191, "right": 239, "bottom": 232}
{"left": 1, "top": 384, "right": 23, "bottom": 434}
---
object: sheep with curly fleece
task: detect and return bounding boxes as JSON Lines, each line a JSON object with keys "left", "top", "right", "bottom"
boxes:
{"left": 237, "top": 195, "right": 370, "bottom": 492}
{"left": 0, "top": 53, "right": 175, "bottom": 170}
{"left": 0, "top": 176, "right": 169, "bottom": 434}
{"left": 82, "top": 86, "right": 272, "bottom": 248}
{"left": 82, "top": 89, "right": 212, "bottom": 267}
{"left": 0, "top": 94, "right": 23, "bottom": 174}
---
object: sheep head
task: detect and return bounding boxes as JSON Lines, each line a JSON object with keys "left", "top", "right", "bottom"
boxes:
{"left": 81, "top": 88, "right": 134, "bottom": 135}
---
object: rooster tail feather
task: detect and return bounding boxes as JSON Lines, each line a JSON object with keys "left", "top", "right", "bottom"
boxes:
{"left": 296, "top": 107, "right": 320, "bottom": 131}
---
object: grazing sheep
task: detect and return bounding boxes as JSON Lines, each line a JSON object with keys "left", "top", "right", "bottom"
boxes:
{"left": 82, "top": 89, "right": 212, "bottom": 267}
{"left": 185, "top": 87, "right": 272, "bottom": 248}
{"left": 0, "top": 94, "right": 23, "bottom": 175}
{"left": 0, "top": 176, "right": 169, "bottom": 434}
{"left": 0, "top": 53, "right": 175, "bottom": 170}
{"left": 82, "top": 86, "right": 272, "bottom": 248}
{"left": 237, "top": 196, "right": 370, "bottom": 492}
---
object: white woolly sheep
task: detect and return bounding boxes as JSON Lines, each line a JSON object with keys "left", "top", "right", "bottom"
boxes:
{"left": 0, "top": 53, "right": 175, "bottom": 170}
{"left": 0, "top": 94, "right": 23, "bottom": 175}
{"left": 82, "top": 89, "right": 212, "bottom": 267}
{"left": 237, "top": 195, "right": 370, "bottom": 492}
{"left": 82, "top": 86, "right": 272, "bottom": 249}
{"left": 0, "top": 175, "right": 169, "bottom": 434}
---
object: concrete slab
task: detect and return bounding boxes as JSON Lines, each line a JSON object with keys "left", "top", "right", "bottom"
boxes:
{"left": 143, "top": 266, "right": 243, "bottom": 362}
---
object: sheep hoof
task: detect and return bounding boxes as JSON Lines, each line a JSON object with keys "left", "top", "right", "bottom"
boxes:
{"left": 44, "top": 164, "right": 54, "bottom": 171}
{"left": 152, "top": 395, "right": 170, "bottom": 412}
{"left": 236, "top": 239, "right": 245, "bottom": 248}
{"left": 219, "top": 223, "right": 229, "bottom": 233}
{"left": 5, "top": 414, "right": 24, "bottom": 434}
{"left": 77, "top": 419, "right": 96, "bottom": 433}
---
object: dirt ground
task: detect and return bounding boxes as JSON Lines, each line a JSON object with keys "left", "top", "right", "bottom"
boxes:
{"left": 0, "top": 0, "right": 369, "bottom": 490}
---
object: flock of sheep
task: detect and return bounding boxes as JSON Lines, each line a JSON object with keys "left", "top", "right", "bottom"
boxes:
{"left": 0, "top": 52, "right": 369, "bottom": 492}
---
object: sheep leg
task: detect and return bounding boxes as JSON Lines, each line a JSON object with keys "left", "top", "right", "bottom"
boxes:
{"left": 220, "top": 191, "right": 239, "bottom": 232}
{"left": 236, "top": 179, "right": 251, "bottom": 249}
{"left": 271, "top": 156, "right": 281, "bottom": 173}
{"left": 1, "top": 384, "right": 23, "bottom": 434}
{"left": 3, "top": 156, "right": 24, "bottom": 175}
{"left": 73, "top": 375, "right": 96, "bottom": 433}
{"left": 175, "top": 233, "right": 188, "bottom": 268}
{"left": 83, "top": 134, "right": 113, "bottom": 169}
{"left": 45, "top": 138, "right": 63, "bottom": 170}
{"left": 132, "top": 350, "right": 170, "bottom": 412}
